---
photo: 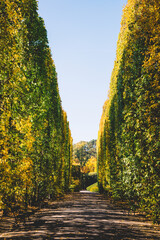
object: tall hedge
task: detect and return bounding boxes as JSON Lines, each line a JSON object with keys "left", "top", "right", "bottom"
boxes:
{"left": 0, "top": 0, "right": 72, "bottom": 212}
{"left": 97, "top": 0, "right": 160, "bottom": 222}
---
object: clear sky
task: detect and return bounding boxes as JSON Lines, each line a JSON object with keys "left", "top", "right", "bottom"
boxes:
{"left": 38, "top": 0, "right": 127, "bottom": 144}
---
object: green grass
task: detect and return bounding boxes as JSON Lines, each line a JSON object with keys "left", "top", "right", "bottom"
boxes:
{"left": 86, "top": 182, "right": 99, "bottom": 192}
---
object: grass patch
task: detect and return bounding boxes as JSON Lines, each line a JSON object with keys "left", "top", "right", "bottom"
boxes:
{"left": 87, "top": 182, "right": 99, "bottom": 192}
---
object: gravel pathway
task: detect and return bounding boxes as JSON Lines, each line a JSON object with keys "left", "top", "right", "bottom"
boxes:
{"left": 0, "top": 191, "right": 160, "bottom": 239}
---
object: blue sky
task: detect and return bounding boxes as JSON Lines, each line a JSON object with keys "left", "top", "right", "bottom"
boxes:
{"left": 38, "top": 0, "right": 127, "bottom": 144}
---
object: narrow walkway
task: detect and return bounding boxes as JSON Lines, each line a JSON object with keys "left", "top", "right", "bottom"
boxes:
{"left": 0, "top": 191, "right": 160, "bottom": 239}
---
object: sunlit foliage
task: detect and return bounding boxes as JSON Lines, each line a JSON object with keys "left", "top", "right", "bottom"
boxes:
{"left": 72, "top": 140, "right": 97, "bottom": 190}
{"left": 0, "top": 0, "right": 72, "bottom": 212}
{"left": 97, "top": 0, "right": 160, "bottom": 222}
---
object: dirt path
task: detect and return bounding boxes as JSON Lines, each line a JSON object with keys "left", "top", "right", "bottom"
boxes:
{"left": 0, "top": 191, "right": 160, "bottom": 239}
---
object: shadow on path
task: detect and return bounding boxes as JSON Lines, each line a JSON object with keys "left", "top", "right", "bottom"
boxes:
{"left": 0, "top": 191, "right": 160, "bottom": 239}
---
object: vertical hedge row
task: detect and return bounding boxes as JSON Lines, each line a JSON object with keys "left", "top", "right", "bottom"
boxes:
{"left": 0, "top": 0, "right": 72, "bottom": 212}
{"left": 97, "top": 0, "right": 160, "bottom": 222}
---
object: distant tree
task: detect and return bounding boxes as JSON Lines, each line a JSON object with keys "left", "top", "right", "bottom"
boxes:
{"left": 72, "top": 140, "right": 97, "bottom": 190}
{"left": 73, "top": 140, "right": 97, "bottom": 169}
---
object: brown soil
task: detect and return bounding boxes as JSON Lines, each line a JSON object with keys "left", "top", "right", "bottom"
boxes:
{"left": 0, "top": 191, "right": 160, "bottom": 239}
